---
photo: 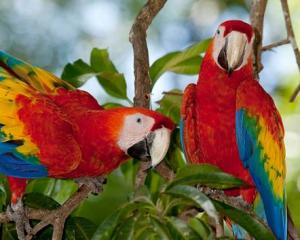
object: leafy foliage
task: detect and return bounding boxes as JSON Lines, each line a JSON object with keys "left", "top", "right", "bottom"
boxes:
{"left": 89, "top": 164, "right": 274, "bottom": 239}
{"left": 61, "top": 48, "right": 128, "bottom": 100}
{"left": 150, "top": 39, "right": 210, "bottom": 89}
{"left": 156, "top": 89, "right": 182, "bottom": 124}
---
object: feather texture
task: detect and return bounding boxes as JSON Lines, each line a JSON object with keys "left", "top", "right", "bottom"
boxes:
{"left": 236, "top": 79, "right": 286, "bottom": 240}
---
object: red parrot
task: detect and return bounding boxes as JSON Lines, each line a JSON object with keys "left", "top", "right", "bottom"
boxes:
{"left": 181, "top": 20, "right": 286, "bottom": 239}
{"left": 0, "top": 51, "right": 175, "bottom": 238}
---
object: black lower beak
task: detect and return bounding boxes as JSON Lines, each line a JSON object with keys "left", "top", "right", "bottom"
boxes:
{"left": 217, "top": 40, "right": 229, "bottom": 73}
{"left": 127, "top": 132, "right": 155, "bottom": 161}
{"left": 217, "top": 38, "right": 245, "bottom": 77}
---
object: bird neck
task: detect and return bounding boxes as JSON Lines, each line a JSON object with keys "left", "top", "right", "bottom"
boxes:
{"left": 71, "top": 110, "right": 127, "bottom": 176}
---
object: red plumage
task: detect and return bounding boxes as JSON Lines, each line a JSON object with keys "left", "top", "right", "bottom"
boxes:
{"left": 0, "top": 51, "right": 174, "bottom": 204}
{"left": 182, "top": 41, "right": 256, "bottom": 202}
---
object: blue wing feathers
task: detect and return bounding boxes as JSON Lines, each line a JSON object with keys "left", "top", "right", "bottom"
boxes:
{"left": 236, "top": 109, "right": 252, "bottom": 168}
{"left": 0, "top": 153, "right": 48, "bottom": 178}
{"left": 0, "top": 138, "right": 48, "bottom": 178}
{"left": 236, "top": 109, "right": 287, "bottom": 240}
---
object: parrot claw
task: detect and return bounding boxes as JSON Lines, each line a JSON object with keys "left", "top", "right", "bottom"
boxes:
{"left": 6, "top": 199, "right": 32, "bottom": 240}
{"left": 75, "top": 176, "right": 107, "bottom": 195}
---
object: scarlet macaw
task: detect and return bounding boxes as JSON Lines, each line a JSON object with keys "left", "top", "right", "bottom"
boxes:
{"left": 0, "top": 51, "right": 175, "bottom": 238}
{"left": 181, "top": 20, "right": 286, "bottom": 239}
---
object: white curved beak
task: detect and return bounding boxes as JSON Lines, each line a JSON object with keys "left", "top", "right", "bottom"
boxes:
{"left": 226, "top": 31, "right": 248, "bottom": 72}
{"left": 150, "top": 127, "right": 171, "bottom": 167}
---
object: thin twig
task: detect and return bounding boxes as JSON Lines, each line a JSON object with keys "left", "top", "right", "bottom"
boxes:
{"left": 199, "top": 187, "right": 251, "bottom": 213}
{"left": 288, "top": 207, "right": 299, "bottom": 240}
{"left": 250, "top": 0, "right": 268, "bottom": 77}
{"left": 162, "top": 91, "right": 183, "bottom": 96}
{"left": 279, "top": 0, "right": 300, "bottom": 102}
{"left": 262, "top": 38, "right": 290, "bottom": 51}
{"left": 155, "top": 161, "right": 175, "bottom": 181}
{"left": 129, "top": 0, "right": 168, "bottom": 189}
{"left": 290, "top": 84, "right": 300, "bottom": 103}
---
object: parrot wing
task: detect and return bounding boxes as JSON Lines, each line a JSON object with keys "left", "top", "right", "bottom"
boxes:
{"left": 236, "top": 79, "right": 286, "bottom": 240}
{"left": 180, "top": 83, "right": 200, "bottom": 163}
{"left": 0, "top": 52, "right": 83, "bottom": 178}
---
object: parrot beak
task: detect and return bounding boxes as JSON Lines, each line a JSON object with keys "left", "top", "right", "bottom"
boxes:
{"left": 217, "top": 31, "right": 248, "bottom": 76}
{"left": 127, "top": 127, "right": 171, "bottom": 167}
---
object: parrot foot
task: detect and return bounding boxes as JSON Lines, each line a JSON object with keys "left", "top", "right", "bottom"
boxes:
{"left": 74, "top": 176, "right": 107, "bottom": 195}
{"left": 6, "top": 199, "right": 32, "bottom": 240}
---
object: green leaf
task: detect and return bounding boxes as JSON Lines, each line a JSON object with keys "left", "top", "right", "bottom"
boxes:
{"left": 134, "top": 215, "right": 160, "bottom": 240}
{"left": 165, "top": 185, "right": 219, "bottom": 223}
{"left": 27, "top": 179, "right": 77, "bottom": 204}
{"left": 1, "top": 223, "right": 18, "bottom": 240}
{"left": 165, "top": 217, "right": 199, "bottom": 240}
{"left": 188, "top": 218, "right": 213, "bottom": 240}
{"left": 90, "top": 48, "right": 117, "bottom": 72}
{"left": 145, "top": 169, "right": 166, "bottom": 202}
{"left": 150, "top": 39, "right": 211, "bottom": 87}
{"left": 102, "top": 102, "right": 124, "bottom": 109}
{"left": 61, "top": 59, "right": 94, "bottom": 87}
{"left": 0, "top": 176, "right": 8, "bottom": 209}
{"left": 61, "top": 48, "right": 128, "bottom": 99}
{"left": 91, "top": 200, "right": 156, "bottom": 240}
{"left": 176, "top": 164, "right": 220, "bottom": 178}
{"left": 163, "top": 129, "right": 186, "bottom": 172}
{"left": 213, "top": 200, "right": 275, "bottom": 240}
{"left": 149, "top": 216, "right": 171, "bottom": 240}
{"left": 23, "top": 192, "right": 60, "bottom": 210}
{"left": 90, "top": 48, "right": 128, "bottom": 99}
{"left": 167, "top": 164, "right": 247, "bottom": 190}
{"left": 97, "top": 72, "right": 127, "bottom": 99}
{"left": 113, "top": 216, "right": 136, "bottom": 240}
{"left": 156, "top": 89, "right": 182, "bottom": 124}
{"left": 64, "top": 217, "right": 97, "bottom": 240}
{"left": 34, "top": 225, "right": 53, "bottom": 240}
{"left": 91, "top": 211, "right": 121, "bottom": 240}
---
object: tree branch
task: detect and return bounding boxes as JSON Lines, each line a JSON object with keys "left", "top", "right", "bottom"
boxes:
{"left": 262, "top": 38, "right": 290, "bottom": 51}
{"left": 129, "top": 0, "right": 167, "bottom": 108}
{"left": 26, "top": 184, "right": 93, "bottom": 240}
{"left": 0, "top": 182, "right": 104, "bottom": 240}
{"left": 162, "top": 91, "right": 183, "bottom": 96}
{"left": 250, "top": 0, "right": 268, "bottom": 77}
{"left": 279, "top": 0, "right": 300, "bottom": 102}
{"left": 129, "top": 0, "right": 169, "bottom": 189}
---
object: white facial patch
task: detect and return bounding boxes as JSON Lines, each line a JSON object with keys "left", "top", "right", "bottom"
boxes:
{"left": 212, "top": 26, "right": 226, "bottom": 63}
{"left": 212, "top": 27, "right": 254, "bottom": 71}
{"left": 117, "top": 113, "right": 154, "bottom": 153}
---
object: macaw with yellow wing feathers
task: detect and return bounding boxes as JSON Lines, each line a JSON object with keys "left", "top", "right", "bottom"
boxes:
{"left": 181, "top": 20, "right": 286, "bottom": 239}
{"left": 0, "top": 51, "right": 175, "bottom": 239}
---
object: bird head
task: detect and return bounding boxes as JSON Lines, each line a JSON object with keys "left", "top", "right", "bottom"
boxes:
{"left": 211, "top": 20, "right": 254, "bottom": 76}
{"left": 109, "top": 108, "right": 175, "bottom": 167}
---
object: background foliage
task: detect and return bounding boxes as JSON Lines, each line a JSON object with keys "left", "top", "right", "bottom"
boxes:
{"left": 0, "top": 0, "right": 299, "bottom": 239}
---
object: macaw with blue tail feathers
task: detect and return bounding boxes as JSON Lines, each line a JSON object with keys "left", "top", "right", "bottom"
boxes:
{"left": 181, "top": 20, "right": 286, "bottom": 239}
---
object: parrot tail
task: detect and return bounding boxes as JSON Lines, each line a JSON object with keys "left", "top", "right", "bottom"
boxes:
{"left": 231, "top": 194, "right": 286, "bottom": 240}
{"left": 0, "top": 51, "right": 74, "bottom": 94}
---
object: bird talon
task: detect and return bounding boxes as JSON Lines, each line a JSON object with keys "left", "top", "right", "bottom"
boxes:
{"left": 75, "top": 176, "right": 107, "bottom": 194}
{"left": 6, "top": 199, "right": 31, "bottom": 240}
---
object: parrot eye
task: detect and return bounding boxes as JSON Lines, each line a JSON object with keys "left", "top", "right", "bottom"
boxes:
{"left": 216, "top": 29, "right": 220, "bottom": 35}
{"left": 136, "top": 118, "right": 142, "bottom": 123}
